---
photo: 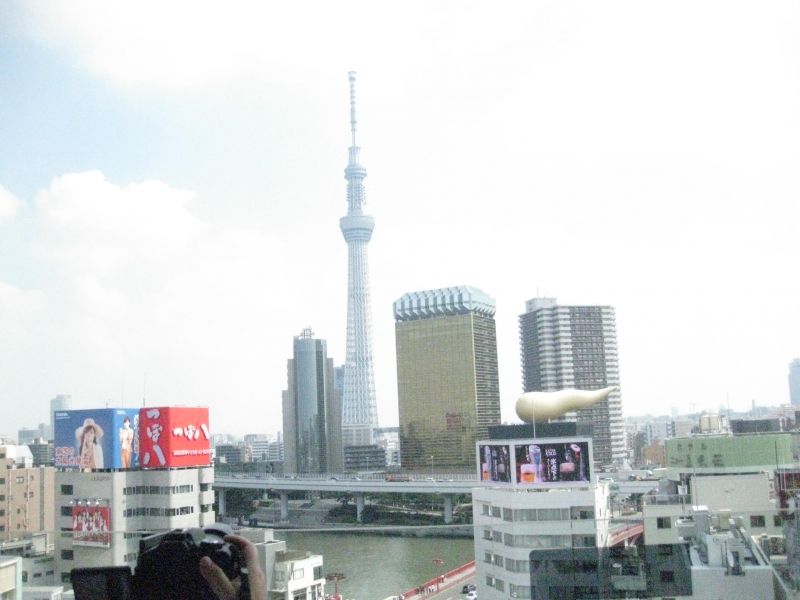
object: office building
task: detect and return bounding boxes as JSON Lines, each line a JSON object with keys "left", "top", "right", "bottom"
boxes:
{"left": 0, "top": 446, "right": 55, "bottom": 544}
{"left": 49, "top": 396, "right": 71, "bottom": 442}
{"left": 214, "top": 444, "right": 249, "bottom": 465}
{"left": 53, "top": 466, "right": 216, "bottom": 584}
{"left": 473, "top": 482, "right": 613, "bottom": 600}
{"left": 17, "top": 426, "right": 47, "bottom": 447}
{"left": 339, "top": 72, "right": 379, "bottom": 448}
{"left": 282, "top": 329, "right": 342, "bottom": 473}
{"left": 519, "top": 297, "right": 624, "bottom": 466}
{"left": 790, "top": 359, "right": 800, "bottom": 406}
{"left": 394, "top": 286, "right": 501, "bottom": 469}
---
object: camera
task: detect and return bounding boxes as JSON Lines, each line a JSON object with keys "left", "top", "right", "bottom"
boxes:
{"left": 71, "top": 523, "right": 250, "bottom": 600}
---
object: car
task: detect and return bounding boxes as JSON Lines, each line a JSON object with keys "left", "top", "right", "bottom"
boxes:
{"left": 466, "top": 591, "right": 477, "bottom": 600}
{"left": 461, "top": 584, "right": 476, "bottom": 594}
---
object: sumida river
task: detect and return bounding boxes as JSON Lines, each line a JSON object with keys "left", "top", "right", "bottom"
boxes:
{"left": 275, "top": 530, "right": 475, "bottom": 600}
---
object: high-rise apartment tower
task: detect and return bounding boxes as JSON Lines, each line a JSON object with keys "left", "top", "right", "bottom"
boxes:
{"left": 519, "top": 297, "right": 624, "bottom": 466}
{"left": 339, "top": 72, "right": 379, "bottom": 447}
{"left": 790, "top": 359, "right": 800, "bottom": 406}
{"left": 394, "top": 286, "right": 501, "bottom": 469}
{"left": 282, "top": 329, "right": 343, "bottom": 473}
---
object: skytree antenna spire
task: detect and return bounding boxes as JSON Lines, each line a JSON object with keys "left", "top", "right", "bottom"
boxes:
{"left": 340, "top": 71, "right": 379, "bottom": 449}
{"left": 349, "top": 70, "right": 357, "bottom": 146}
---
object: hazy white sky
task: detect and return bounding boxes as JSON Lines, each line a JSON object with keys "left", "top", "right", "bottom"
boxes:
{"left": 1, "top": 1, "right": 798, "bottom": 437}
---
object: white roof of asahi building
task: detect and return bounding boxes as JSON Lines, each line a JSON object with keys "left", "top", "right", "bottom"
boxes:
{"left": 393, "top": 285, "right": 496, "bottom": 320}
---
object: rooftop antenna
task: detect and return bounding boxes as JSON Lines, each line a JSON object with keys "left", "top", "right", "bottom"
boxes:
{"left": 348, "top": 71, "right": 357, "bottom": 147}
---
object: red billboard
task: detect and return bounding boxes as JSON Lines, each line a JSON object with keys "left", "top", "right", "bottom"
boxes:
{"left": 72, "top": 505, "right": 111, "bottom": 547}
{"left": 139, "top": 406, "right": 211, "bottom": 468}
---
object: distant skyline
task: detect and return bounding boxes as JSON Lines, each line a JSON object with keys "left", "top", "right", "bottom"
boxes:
{"left": 1, "top": 2, "right": 799, "bottom": 436}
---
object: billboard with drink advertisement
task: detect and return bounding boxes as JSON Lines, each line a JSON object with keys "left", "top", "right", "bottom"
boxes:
{"left": 72, "top": 505, "right": 111, "bottom": 547}
{"left": 54, "top": 409, "right": 141, "bottom": 470}
{"left": 478, "top": 444, "right": 512, "bottom": 483}
{"left": 139, "top": 406, "right": 211, "bottom": 468}
{"left": 476, "top": 438, "right": 593, "bottom": 487}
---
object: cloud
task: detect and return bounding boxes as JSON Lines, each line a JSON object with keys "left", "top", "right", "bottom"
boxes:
{"left": 0, "top": 186, "right": 20, "bottom": 222}
{"left": 0, "top": 282, "right": 46, "bottom": 336}
{"left": 34, "top": 171, "right": 204, "bottom": 274}
{"left": 18, "top": 171, "right": 296, "bottom": 433}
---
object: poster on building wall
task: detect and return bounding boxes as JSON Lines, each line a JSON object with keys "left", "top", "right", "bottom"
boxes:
{"left": 54, "top": 409, "right": 141, "bottom": 470}
{"left": 72, "top": 505, "right": 111, "bottom": 547}
{"left": 477, "top": 444, "right": 512, "bottom": 483}
{"left": 139, "top": 406, "right": 211, "bottom": 468}
{"left": 513, "top": 440, "right": 592, "bottom": 485}
{"left": 476, "top": 438, "right": 593, "bottom": 488}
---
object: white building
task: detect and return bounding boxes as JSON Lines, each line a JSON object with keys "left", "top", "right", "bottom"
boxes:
{"left": 237, "top": 528, "right": 325, "bottom": 600}
{"left": 54, "top": 466, "right": 215, "bottom": 585}
{"left": 0, "top": 556, "right": 22, "bottom": 600}
{"left": 643, "top": 473, "right": 782, "bottom": 545}
{"left": 472, "top": 483, "right": 611, "bottom": 600}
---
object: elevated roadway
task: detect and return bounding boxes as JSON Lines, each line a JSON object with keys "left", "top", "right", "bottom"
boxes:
{"left": 213, "top": 473, "right": 659, "bottom": 523}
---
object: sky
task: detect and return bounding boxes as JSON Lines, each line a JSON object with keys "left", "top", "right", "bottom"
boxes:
{"left": 1, "top": 1, "right": 798, "bottom": 438}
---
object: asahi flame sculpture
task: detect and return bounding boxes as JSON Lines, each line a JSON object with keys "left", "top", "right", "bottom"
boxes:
{"left": 515, "top": 386, "right": 618, "bottom": 423}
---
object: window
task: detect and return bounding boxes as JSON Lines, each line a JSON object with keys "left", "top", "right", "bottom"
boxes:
{"left": 0, "top": 526, "right": 4, "bottom": 532}
{"left": 502, "top": 507, "right": 513, "bottom": 521}
{"left": 657, "top": 517, "right": 672, "bottom": 529}
{"left": 494, "top": 578, "right": 505, "bottom": 592}
{"left": 750, "top": 515, "right": 766, "bottom": 528}
{"left": 15, "top": 476, "right": 24, "bottom": 484}
{"left": 491, "top": 506, "right": 501, "bottom": 518}
{"left": 483, "top": 528, "right": 492, "bottom": 540}
{"left": 27, "top": 491, "right": 34, "bottom": 498}
{"left": 61, "top": 506, "right": 73, "bottom": 516}
{"left": 493, "top": 554, "right": 503, "bottom": 566}
{"left": 657, "top": 544, "right": 674, "bottom": 556}
{"left": 492, "top": 530, "right": 502, "bottom": 543}
{"left": 481, "top": 504, "right": 490, "bottom": 516}
{"left": 313, "top": 566, "right": 323, "bottom": 580}
{"left": 292, "top": 568, "right": 304, "bottom": 580}
{"left": 22, "top": 572, "right": 28, "bottom": 583}
{"left": 484, "top": 552, "right": 492, "bottom": 564}
{"left": 61, "top": 549, "right": 74, "bottom": 560}
{"left": 660, "top": 570, "right": 675, "bottom": 583}
{"left": 0, "top": 478, "right": 4, "bottom": 484}
{"left": 0, "top": 510, "right": 4, "bottom": 516}
{"left": 774, "top": 515, "right": 783, "bottom": 527}
{"left": 200, "top": 483, "right": 210, "bottom": 492}
{"left": 61, "top": 573, "right": 71, "bottom": 583}
{"left": 509, "top": 584, "right": 531, "bottom": 598}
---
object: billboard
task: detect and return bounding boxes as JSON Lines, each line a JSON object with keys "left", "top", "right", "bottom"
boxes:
{"left": 54, "top": 409, "right": 141, "bottom": 470}
{"left": 476, "top": 438, "right": 593, "bottom": 487}
{"left": 72, "top": 505, "right": 111, "bottom": 547}
{"left": 139, "top": 406, "right": 211, "bottom": 468}
{"left": 478, "top": 444, "right": 512, "bottom": 483}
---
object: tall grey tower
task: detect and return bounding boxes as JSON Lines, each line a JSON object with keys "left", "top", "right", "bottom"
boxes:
{"left": 340, "top": 72, "right": 379, "bottom": 447}
{"left": 790, "top": 359, "right": 800, "bottom": 406}
{"left": 281, "top": 328, "right": 343, "bottom": 473}
{"left": 519, "top": 298, "right": 624, "bottom": 467}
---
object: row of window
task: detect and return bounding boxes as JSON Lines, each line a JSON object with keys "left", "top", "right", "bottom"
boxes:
{"left": 123, "top": 506, "right": 196, "bottom": 517}
{"left": 483, "top": 529, "right": 596, "bottom": 549}
{"left": 21, "top": 570, "right": 54, "bottom": 583}
{"left": 123, "top": 484, "right": 195, "bottom": 495}
{"left": 655, "top": 514, "right": 779, "bottom": 529}
{"left": 61, "top": 483, "right": 206, "bottom": 496}
{"left": 481, "top": 504, "right": 594, "bottom": 522}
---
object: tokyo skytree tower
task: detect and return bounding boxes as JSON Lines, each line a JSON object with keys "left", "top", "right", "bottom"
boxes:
{"left": 340, "top": 71, "right": 379, "bottom": 447}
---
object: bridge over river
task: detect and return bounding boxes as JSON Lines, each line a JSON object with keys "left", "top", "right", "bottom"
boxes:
{"left": 214, "top": 473, "right": 659, "bottom": 523}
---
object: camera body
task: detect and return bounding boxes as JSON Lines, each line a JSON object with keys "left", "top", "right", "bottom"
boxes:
{"left": 72, "top": 524, "right": 249, "bottom": 600}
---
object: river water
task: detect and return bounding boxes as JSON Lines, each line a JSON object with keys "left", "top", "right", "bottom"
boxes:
{"left": 275, "top": 531, "right": 475, "bottom": 600}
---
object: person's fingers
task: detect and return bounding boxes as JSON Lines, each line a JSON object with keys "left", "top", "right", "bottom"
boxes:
{"left": 224, "top": 535, "right": 267, "bottom": 599}
{"left": 199, "top": 556, "right": 237, "bottom": 600}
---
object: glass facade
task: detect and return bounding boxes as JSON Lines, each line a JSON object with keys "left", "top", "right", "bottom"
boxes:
{"left": 396, "top": 310, "right": 500, "bottom": 469}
